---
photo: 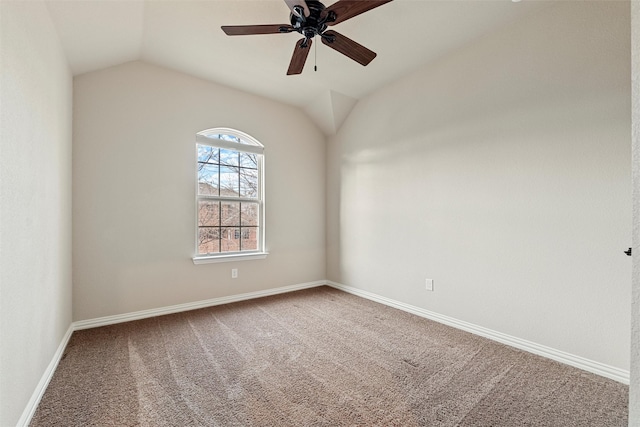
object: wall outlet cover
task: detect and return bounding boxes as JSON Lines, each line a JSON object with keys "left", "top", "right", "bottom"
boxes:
{"left": 425, "top": 279, "right": 434, "bottom": 291}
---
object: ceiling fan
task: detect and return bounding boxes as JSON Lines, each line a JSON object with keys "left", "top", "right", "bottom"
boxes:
{"left": 221, "top": 0, "right": 393, "bottom": 75}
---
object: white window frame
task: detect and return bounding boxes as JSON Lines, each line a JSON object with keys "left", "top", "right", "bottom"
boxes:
{"left": 192, "top": 128, "right": 267, "bottom": 264}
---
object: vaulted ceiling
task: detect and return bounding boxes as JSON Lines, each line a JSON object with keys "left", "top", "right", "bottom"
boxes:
{"left": 45, "top": 0, "right": 550, "bottom": 135}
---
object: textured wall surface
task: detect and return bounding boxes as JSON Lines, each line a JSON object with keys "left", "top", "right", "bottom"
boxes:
{"left": 630, "top": 1, "right": 639, "bottom": 424}
{"left": 72, "top": 61, "right": 326, "bottom": 321}
{"left": 327, "top": 2, "right": 632, "bottom": 371}
{"left": 0, "top": 2, "right": 73, "bottom": 425}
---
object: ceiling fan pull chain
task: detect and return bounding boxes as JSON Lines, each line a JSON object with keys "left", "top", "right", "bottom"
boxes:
{"left": 314, "top": 40, "right": 317, "bottom": 72}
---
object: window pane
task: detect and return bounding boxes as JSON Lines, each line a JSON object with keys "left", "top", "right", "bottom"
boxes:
{"left": 221, "top": 201, "right": 240, "bottom": 226}
{"left": 195, "top": 130, "right": 264, "bottom": 258}
{"left": 197, "top": 130, "right": 260, "bottom": 147}
{"left": 239, "top": 168, "right": 258, "bottom": 198}
{"left": 198, "top": 145, "right": 219, "bottom": 164}
{"left": 220, "top": 149, "right": 239, "bottom": 167}
{"left": 220, "top": 166, "right": 239, "bottom": 197}
{"left": 241, "top": 227, "right": 258, "bottom": 251}
{"left": 240, "top": 153, "right": 258, "bottom": 169}
{"left": 220, "top": 134, "right": 240, "bottom": 143}
{"left": 198, "top": 164, "right": 219, "bottom": 195}
{"left": 198, "top": 227, "right": 219, "bottom": 254}
{"left": 241, "top": 203, "right": 259, "bottom": 226}
{"left": 221, "top": 227, "right": 240, "bottom": 252}
{"left": 198, "top": 201, "right": 219, "bottom": 226}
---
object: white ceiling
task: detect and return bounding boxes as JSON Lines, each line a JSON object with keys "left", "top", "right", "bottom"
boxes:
{"left": 45, "top": 0, "right": 550, "bottom": 135}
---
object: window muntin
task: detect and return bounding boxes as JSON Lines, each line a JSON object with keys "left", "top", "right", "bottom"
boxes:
{"left": 195, "top": 128, "right": 264, "bottom": 258}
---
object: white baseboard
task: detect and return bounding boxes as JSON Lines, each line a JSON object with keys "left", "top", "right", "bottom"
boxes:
{"left": 73, "top": 280, "right": 326, "bottom": 330}
{"left": 17, "top": 324, "right": 74, "bottom": 427}
{"left": 326, "top": 281, "right": 630, "bottom": 385}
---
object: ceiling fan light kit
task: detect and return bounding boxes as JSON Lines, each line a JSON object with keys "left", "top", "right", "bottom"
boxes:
{"left": 221, "top": 0, "right": 393, "bottom": 75}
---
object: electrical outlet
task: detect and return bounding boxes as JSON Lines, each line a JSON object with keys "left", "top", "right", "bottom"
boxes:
{"left": 425, "top": 279, "right": 434, "bottom": 291}
{"left": 231, "top": 268, "right": 238, "bottom": 279}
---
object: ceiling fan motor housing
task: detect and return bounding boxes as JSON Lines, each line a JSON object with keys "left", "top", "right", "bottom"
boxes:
{"left": 289, "top": 0, "right": 333, "bottom": 41}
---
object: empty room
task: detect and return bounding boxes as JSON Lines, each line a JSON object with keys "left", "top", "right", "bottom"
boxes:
{"left": 1, "top": 0, "right": 639, "bottom": 426}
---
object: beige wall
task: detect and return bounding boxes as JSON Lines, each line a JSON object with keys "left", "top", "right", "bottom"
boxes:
{"left": 630, "top": 0, "right": 640, "bottom": 424}
{"left": 327, "top": 2, "right": 632, "bottom": 370}
{"left": 0, "top": 1, "right": 73, "bottom": 425}
{"left": 72, "top": 61, "right": 326, "bottom": 321}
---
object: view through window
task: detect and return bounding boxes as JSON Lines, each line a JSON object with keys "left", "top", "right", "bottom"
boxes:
{"left": 196, "top": 129, "right": 264, "bottom": 257}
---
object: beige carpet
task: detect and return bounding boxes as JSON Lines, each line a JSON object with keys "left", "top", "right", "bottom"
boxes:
{"left": 31, "top": 286, "right": 628, "bottom": 426}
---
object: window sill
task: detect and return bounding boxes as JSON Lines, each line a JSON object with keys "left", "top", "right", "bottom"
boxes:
{"left": 192, "top": 252, "right": 268, "bottom": 265}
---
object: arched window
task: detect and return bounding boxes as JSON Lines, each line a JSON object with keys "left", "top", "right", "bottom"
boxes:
{"left": 193, "top": 128, "right": 266, "bottom": 263}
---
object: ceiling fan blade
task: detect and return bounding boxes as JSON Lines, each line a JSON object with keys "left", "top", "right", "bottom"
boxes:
{"left": 287, "top": 38, "right": 312, "bottom": 75}
{"left": 221, "top": 24, "right": 294, "bottom": 36}
{"left": 284, "top": 0, "right": 310, "bottom": 17}
{"left": 323, "top": 0, "right": 393, "bottom": 26}
{"left": 321, "top": 30, "right": 376, "bottom": 66}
